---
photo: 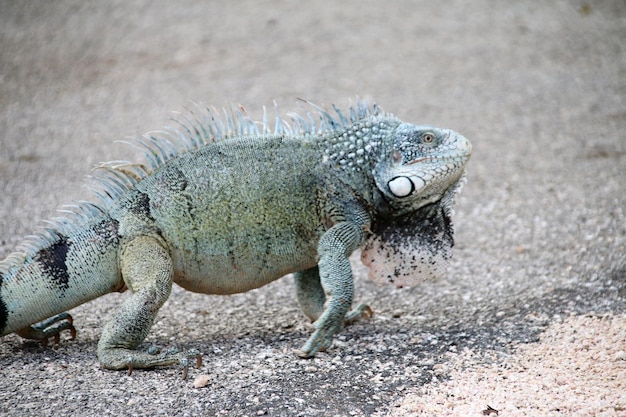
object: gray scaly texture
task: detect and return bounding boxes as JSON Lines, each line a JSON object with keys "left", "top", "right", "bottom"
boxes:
{"left": 0, "top": 99, "right": 471, "bottom": 377}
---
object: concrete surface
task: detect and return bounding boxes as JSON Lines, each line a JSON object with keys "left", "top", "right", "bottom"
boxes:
{"left": 0, "top": 1, "right": 624, "bottom": 416}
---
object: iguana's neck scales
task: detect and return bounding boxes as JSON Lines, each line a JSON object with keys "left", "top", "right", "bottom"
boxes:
{"left": 322, "top": 115, "right": 399, "bottom": 174}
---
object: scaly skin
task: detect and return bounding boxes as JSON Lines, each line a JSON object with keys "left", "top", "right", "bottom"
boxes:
{"left": 0, "top": 100, "right": 471, "bottom": 377}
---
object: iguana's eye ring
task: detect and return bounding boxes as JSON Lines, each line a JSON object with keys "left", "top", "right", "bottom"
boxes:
{"left": 388, "top": 176, "right": 414, "bottom": 198}
{"left": 422, "top": 132, "right": 435, "bottom": 143}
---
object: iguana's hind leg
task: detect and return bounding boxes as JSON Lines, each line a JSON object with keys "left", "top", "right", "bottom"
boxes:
{"left": 97, "top": 236, "right": 201, "bottom": 379}
{"left": 294, "top": 266, "right": 372, "bottom": 324}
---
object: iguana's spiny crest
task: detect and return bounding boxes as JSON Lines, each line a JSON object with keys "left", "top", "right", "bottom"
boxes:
{"left": 2, "top": 100, "right": 378, "bottom": 266}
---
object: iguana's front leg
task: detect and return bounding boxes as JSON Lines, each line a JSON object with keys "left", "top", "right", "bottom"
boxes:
{"left": 296, "top": 221, "right": 371, "bottom": 358}
{"left": 294, "top": 266, "right": 372, "bottom": 324}
{"left": 294, "top": 266, "right": 326, "bottom": 322}
{"left": 97, "top": 236, "right": 200, "bottom": 378}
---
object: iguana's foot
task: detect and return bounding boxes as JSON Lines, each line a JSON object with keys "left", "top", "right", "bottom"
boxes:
{"left": 344, "top": 303, "right": 373, "bottom": 325}
{"left": 98, "top": 347, "right": 202, "bottom": 379}
{"left": 296, "top": 322, "right": 340, "bottom": 358}
{"left": 296, "top": 304, "right": 373, "bottom": 358}
{"left": 16, "top": 312, "right": 76, "bottom": 345}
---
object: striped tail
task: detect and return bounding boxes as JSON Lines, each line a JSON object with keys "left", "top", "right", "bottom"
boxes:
{"left": 0, "top": 213, "right": 124, "bottom": 337}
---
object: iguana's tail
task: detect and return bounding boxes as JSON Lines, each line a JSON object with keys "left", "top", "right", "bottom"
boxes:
{"left": 0, "top": 213, "right": 124, "bottom": 338}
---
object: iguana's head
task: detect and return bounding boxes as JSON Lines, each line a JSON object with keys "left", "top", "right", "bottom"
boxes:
{"left": 362, "top": 123, "right": 471, "bottom": 288}
{"left": 373, "top": 124, "right": 471, "bottom": 213}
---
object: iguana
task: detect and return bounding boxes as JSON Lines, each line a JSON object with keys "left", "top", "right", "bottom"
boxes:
{"left": 0, "top": 100, "right": 471, "bottom": 378}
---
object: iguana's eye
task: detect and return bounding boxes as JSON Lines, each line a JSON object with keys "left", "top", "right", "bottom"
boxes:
{"left": 422, "top": 132, "right": 435, "bottom": 143}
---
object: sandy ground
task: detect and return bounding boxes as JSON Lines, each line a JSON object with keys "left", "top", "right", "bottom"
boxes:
{"left": 0, "top": 1, "right": 624, "bottom": 416}
{"left": 386, "top": 314, "right": 626, "bottom": 416}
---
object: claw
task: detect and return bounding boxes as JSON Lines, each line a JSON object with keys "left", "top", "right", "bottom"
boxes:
{"left": 68, "top": 325, "right": 77, "bottom": 340}
{"left": 295, "top": 349, "right": 311, "bottom": 359}
{"left": 360, "top": 305, "right": 374, "bottom": 319}
{"left": 181, "top": 361, "right": 189, "bottom": 380}
{"left": 16, "top": 312, "right": 77, "bottom": 345}
{"left": 180, "top": 352, "right": 202, "bottom": 379}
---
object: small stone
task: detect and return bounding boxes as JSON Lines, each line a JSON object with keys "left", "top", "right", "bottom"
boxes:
{"left": 615, "top": 351, "right": 626, "bottom": 361}
{"left": 193, "top": 374, "right": 211, "bottom": 388}
{"left": 433, "top": 363, "right": 449, "bottom": 377}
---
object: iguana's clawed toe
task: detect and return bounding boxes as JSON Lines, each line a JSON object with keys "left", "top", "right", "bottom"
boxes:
{"left": 15, "top": 312, "right": 76, "bottom": 345}
{"left": 295, "top": 304, "right": 374, "bottom": 358}
{"left": 180, "top": 351, "right": 203, "bottom": 380}
{"left": 344, "top": 303, "right": 373, "bottom": 325}
{"left": 103, "top": 348, "right": 202, "bottom": 379}
{"left": 297, "top": 320, "right": 343, "bottom": 358}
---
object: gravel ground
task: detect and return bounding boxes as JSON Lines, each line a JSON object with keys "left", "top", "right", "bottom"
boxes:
{"left": 0, "top": 1, "right": 624, "bottom": 416}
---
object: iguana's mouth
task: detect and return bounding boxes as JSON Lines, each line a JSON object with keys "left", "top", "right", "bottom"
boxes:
{"left": 406, "top": 158, "right": 427, "bottom": 165}
{"left": 406, "top": 153, "right": 470, "bottom": 166}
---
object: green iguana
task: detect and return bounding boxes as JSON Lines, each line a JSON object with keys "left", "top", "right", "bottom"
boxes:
{"left": 0, "top": 100, "right": 471, "bottom": 378}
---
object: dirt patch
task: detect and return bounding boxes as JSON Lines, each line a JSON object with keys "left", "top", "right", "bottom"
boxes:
{"left": 387, "top": 314, "right": 626, "bottom": 416}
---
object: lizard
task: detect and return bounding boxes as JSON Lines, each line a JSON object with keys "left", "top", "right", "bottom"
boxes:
{"left": 0, "top": 99, "right": 471, "bottom": 378}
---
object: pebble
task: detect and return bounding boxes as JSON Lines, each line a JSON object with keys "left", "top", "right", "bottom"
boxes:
{"left": 193, "top": 374, "right": 211, "bottom": 388}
